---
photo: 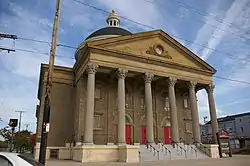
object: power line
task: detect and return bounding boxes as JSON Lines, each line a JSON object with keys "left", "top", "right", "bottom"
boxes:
{"left": 0, "top": 33, "right": 17, "bottom": 53}
{"left": 70, "top": 0, "right": 250, "bottom": 62}
{"left": 18, "top": 37, "right": 77, "bottom": 49}
{"left": 3, "top": 47, "right": 250, "bottom": 86}
{"left": 169, "top": 0, "right": 250, "bottom": 34}
{"left": 214, "top": 76, "right": 250, "bottom": 85}
{"left": 2, "top": 47, "right": 75, "bottom": 59}
{"left": 19, "top": 34, "right": 249, "bottom": 62}
{"left": 142, "top": 0, "right": 250, "bottom": 43}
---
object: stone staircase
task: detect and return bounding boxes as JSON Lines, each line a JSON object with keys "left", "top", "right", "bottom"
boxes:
{"left": 139, "top": 143, "right": 209, "bottom": 162}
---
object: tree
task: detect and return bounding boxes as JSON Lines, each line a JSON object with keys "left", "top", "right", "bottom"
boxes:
{"left": 14, "top": 130, "right": 32, "bottom": 153}
{"left": 0, "top": 126, "right": 12, "bottom": 143}
{"left": 0, "top": 127, "right": 32, "bottom": 153}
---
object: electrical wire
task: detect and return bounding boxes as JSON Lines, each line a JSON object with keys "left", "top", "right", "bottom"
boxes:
{"left": 70, "top": 0, "right": 250, "bottom": 62}
{"left": 3, "top": 46, "right": 250, "bottom": 86}
{"left": 142, "top": 0, "right": 250, "bottom": 42}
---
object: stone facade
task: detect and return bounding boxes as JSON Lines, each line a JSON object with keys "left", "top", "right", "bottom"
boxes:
{"left": 35, "top": 26, "right": 220, "bottom": 162}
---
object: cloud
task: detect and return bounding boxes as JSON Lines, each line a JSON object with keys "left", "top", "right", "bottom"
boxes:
{"left": 0, "top": 1, "right": 74, "bottom": 132}
{"left": 191, "top": 0, "right": 249, "bottom": 60}
{"left": 96, "top": 0, "right": 162, "bottom": 30}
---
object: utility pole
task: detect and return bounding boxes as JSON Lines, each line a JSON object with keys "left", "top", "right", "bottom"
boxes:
{"left": 15, "top": 110, "right": 26, "bottom": 132}
{"left": 25, "top": 124, "right": 30, "bottom": 131}
{"left": 203, "top": 116, "right": 208, "bottom": 124}
{"left": 39, "top": 0, "right": 61, "bottom": 164}
{"left": 0, "top": 33, "right": 17, "bottom": 53}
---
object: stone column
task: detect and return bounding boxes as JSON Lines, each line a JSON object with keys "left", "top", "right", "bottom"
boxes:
{"left": 188, "top": 81, "right": 201, "bottom": 144}
{"left": 83, "top": 63, "right": 98, "bottom": 145}
{"left": 116, "top": 68, "right": 128, "bottom": 145}
{"left": 144, "top": 73, "right": 154, "bottom": 144}
{"left": 168, "top": 77, "right": 180, "bottom": 143}
{"left": 206, "top": 84, "right": 219, "bottom": 143}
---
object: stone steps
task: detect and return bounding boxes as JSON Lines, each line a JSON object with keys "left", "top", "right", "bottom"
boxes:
{"left": 139, "top": 143, "right": 209, "bottom": 162}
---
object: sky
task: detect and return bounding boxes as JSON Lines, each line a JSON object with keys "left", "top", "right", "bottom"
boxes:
{"left": 0, "top": 0, "right": 250, "bottom": 133}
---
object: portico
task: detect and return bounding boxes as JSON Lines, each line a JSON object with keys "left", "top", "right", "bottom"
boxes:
{"left": 73, "top": 62, "right": 218, "bottom": 146}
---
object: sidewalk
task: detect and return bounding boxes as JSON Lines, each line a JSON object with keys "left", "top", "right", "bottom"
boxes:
{"left": 46, "top": 155, "right": 250, "bottom": 166}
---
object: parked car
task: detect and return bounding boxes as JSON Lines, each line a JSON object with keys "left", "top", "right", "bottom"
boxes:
{"left": 0, "top": 152, "right": 44, "bottom": 166}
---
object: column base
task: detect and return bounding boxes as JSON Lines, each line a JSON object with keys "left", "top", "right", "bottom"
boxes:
{"left": 117, "top": 142, "right": 127, "bottom": 146}
{"left": 76, "top": 142, "right": 83, "bottom": 146}
{"left": 83, "top": 142, "right": 95, "bottom": 146}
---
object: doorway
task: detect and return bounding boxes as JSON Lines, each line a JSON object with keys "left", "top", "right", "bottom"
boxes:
{"left": 164, "top": 127, "right": 172, "bottom": 144}
{"left": 141, "top": 126, "right": 146, "bottom": 144}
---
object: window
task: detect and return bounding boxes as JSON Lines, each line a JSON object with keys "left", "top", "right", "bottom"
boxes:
{"left": 140, "top": 90, "right": 145, "bottom": 109}
{"left": 164, "top": 97, "right": 169, "bottom": 111}
{"left": 183, "top": 98, "right": 188, "bottom": 109}
{"left": 140, "top": 97, "right": 145, "bottom": 109}
{"left": 0, "top": 156, "right": 13, "bottom": 166}
{"left": 125, "top": 88, "right": 130, "bottom": 108}
{"left": 185, "top": 122, "right": 192, "bottom": 133}
{"left": 114, "top": 21, "right": 116, "bottom": 26}
{"left": 94, "top": 115, "right": 101, "bottom": 129}
{"left": 240, "top": 127, "right": 244, "bottom": 132}
{"left": 95, "top": 88, "right": 101, "bottom": 99}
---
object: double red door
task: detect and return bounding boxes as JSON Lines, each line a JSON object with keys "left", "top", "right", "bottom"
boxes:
{"left": 164, "top": 127, "right": 172, "bottom": 144}
{"left": 116, "top": 125, "right": 131, "bottom": 144}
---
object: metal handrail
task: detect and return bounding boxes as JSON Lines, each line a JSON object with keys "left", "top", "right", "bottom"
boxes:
{"left": 161, "top": 144, "right": 171, "bottom": 160}
{"left": 175, "top": 143, "right": 187, "bottom": 158}
{"left": 180, "top": 138, "right": 190, "bottom": 150}
{"left": 148, "top": 144, "right": 160, "bottom": 160}
{"left": 189, "top": 145, "right": 197, "bottom": 158}
{"left": 180, "top": 138, "right": 197, "bottom": 158}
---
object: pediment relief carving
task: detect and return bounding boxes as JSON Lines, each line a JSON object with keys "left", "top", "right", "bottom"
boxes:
{"left": 145, "top": 44, "right": 172, "bottom": 59}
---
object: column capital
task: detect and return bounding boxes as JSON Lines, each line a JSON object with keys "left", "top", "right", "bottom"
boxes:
{"left": 86, "top": 63, "right": 98, "bottom": 74}
{"left": 205, "top": 84, "right": 215, "bottom": 94}
{"left": 168, "top": 77, "right": 177, "bottom": 87}
{"left": 116, "top": 68, "right": 128, "bottom": 79}
{"left": 144, "top": 73, "right": 154, "bottom": 83}
{"left": 188, "top": 81, "right": 197, "bottom": 91}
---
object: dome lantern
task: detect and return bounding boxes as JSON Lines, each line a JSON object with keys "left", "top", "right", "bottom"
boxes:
{"left": 106, "top": 10, "right": 120, "bottom": 27}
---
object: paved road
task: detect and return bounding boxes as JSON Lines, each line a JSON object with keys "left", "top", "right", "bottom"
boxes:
{"left": 46, "top": 155, "right": 250, "bottom": 166}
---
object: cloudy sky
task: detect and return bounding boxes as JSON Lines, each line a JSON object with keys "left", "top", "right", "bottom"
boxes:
{"left": 0, "top": 0, "right": 250, "bottom": 133}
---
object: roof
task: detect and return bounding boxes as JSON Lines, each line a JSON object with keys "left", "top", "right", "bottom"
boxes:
{"left": 206, "top": 111, "right": 250, "bottom": 124}
{"left": 85, "top": 27, "right": 132, "bottom": 40}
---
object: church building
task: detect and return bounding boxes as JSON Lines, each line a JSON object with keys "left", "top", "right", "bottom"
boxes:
{"left": 35, "top": 11, "right": 219, "bottom": 162}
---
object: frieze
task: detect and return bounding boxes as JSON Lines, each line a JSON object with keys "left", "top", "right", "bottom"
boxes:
{"left": 145, "top": 44, "right": 172, "bottom": 59}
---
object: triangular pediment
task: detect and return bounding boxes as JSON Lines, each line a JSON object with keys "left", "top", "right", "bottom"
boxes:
{"left": 87, "top": 30, "right": 216, "bottom": 73}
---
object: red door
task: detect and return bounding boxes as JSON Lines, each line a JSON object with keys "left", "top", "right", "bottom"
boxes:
{"left": 164, "top": 127, "right": 172, "bottom": 144}
{"left": 125, "top": 125, "right": 131, "bottom": 144}
{"left": 141, "top": 126, "right": 146, "bottom": 144}
{"left": 115, "top": 125, "right": 131, "bottom": 144}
